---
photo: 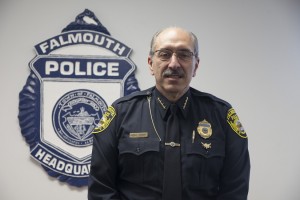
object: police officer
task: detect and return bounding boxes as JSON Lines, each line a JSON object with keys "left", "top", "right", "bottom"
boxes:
{"left": 88, "top": 26, "right": 250, "bottom": 200}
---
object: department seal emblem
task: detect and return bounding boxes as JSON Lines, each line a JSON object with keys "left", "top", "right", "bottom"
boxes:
{"left": 18, "top": 9, "right": 140, "bottom": 187}
{"left": 52, "top": 89, "right": 107, "bottom": 147}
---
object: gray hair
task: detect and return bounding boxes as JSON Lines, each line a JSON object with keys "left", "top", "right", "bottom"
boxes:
{"left": 149, "top": 27, "right": 199, "bottom": 58}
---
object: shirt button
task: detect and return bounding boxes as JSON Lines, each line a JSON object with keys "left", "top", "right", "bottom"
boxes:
{"left": 136, "top": 147, "right": 140, "bottom": 153}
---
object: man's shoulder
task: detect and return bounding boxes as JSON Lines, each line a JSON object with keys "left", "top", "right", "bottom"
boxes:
{"left": 113, "top": 87, "right": 154, "bottom": 105}
{"left": 190, "top": 87, "right": 231, "bottom": 108}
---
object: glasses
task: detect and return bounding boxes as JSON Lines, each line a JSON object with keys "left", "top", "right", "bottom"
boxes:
{"left": 153, "top": 49, "right": 195, "bottom": 61}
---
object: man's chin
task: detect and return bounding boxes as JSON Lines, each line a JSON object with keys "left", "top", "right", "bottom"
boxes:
{"left": 163, "top": 85, "right": 182, "bottom": 94}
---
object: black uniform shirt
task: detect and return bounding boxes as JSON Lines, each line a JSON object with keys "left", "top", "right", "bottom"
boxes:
{"left": 88, "top": 87, "right": 250, "bottom": 200}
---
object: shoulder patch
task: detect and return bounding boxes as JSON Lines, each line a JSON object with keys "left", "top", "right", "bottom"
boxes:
{"left": 93, "top": 106, "right": 116, "bottom": 134}
{"left": 227, "top": 108, "right": 247, "bottom": 138}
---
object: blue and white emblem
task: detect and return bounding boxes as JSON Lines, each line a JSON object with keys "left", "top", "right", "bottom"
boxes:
{"left": 52, "top": 89, "right": 107, "bottom": 147}
{"left": 18, "top": 9, "right": 140, "bottom": 187}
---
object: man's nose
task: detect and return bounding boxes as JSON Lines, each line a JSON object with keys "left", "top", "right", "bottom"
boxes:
{"left": 168, "top": 53, "right": 181, "bottom": 68}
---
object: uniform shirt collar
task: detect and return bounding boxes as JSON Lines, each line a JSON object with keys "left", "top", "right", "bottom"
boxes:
{"left": 153, "top": 88, "right": 190, "bottom": 120}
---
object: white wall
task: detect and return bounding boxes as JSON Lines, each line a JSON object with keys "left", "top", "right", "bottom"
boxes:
{"left": 1, "top": 0, "right": 299, "bottom": 199}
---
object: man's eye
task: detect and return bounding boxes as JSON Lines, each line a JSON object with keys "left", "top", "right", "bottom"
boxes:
{"left": 179, "top": 51, "right": 190, "bottom": 56}
{"left": 178, "top": 51, "right": 192, "bottom": 59}
{"left": 159, "top": 51, "right": 171, "bottom": 57}
{"left": 179, "top": 53, "right": 189, "bottom": 58}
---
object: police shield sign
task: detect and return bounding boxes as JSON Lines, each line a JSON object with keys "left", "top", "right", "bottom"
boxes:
{"left": 18, "top": 9, "right": 140, "bottom": 187}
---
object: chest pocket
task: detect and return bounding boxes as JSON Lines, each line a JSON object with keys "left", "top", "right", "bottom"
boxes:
{"left": 118, "top": 138, "right": 161, "bottom": 184}
{"left": 183, "top": 139, "right": 225, "bottom": 189}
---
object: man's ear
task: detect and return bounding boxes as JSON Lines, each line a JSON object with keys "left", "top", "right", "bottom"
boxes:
{"left": 193, "top": 57, "right": 200, "bottom": 77}
{"left": 148, "top": 56, "right": 154, "bottom": 75}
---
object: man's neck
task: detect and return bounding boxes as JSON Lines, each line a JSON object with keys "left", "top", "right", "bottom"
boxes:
{"left": 155, "top": 86, "right": 189, "bottom": 103}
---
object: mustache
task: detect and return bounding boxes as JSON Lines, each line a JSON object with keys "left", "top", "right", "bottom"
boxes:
{"left": 162, "top": 68, "right": 185, "bottom": 77}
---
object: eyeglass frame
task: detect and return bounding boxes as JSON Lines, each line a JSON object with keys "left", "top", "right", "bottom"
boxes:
{"left": 151, "top": 48, "right": 197, "bottom": 61}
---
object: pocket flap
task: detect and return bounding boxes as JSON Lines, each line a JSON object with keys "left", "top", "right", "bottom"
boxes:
{"left": 119, "top": 138, "right": 160, "bottom": 156}
{"left": 185, "top": 139, "right": 225, "bottom": 158}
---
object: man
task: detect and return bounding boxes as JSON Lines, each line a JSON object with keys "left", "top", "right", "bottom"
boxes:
{"left": 88, "top": 27, "right": 250, "bottom": 200}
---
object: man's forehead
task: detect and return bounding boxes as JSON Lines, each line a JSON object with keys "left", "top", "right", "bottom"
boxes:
{"left": 155, "top": 29, "right": 193, "bottom": 50}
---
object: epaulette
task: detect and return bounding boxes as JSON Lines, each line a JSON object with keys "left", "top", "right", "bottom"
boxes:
{"left": 113, "top": 87, "right": 155, "bottom": 105}
{"left": 190, "top": 87, "right": 232, "bottom": 108}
